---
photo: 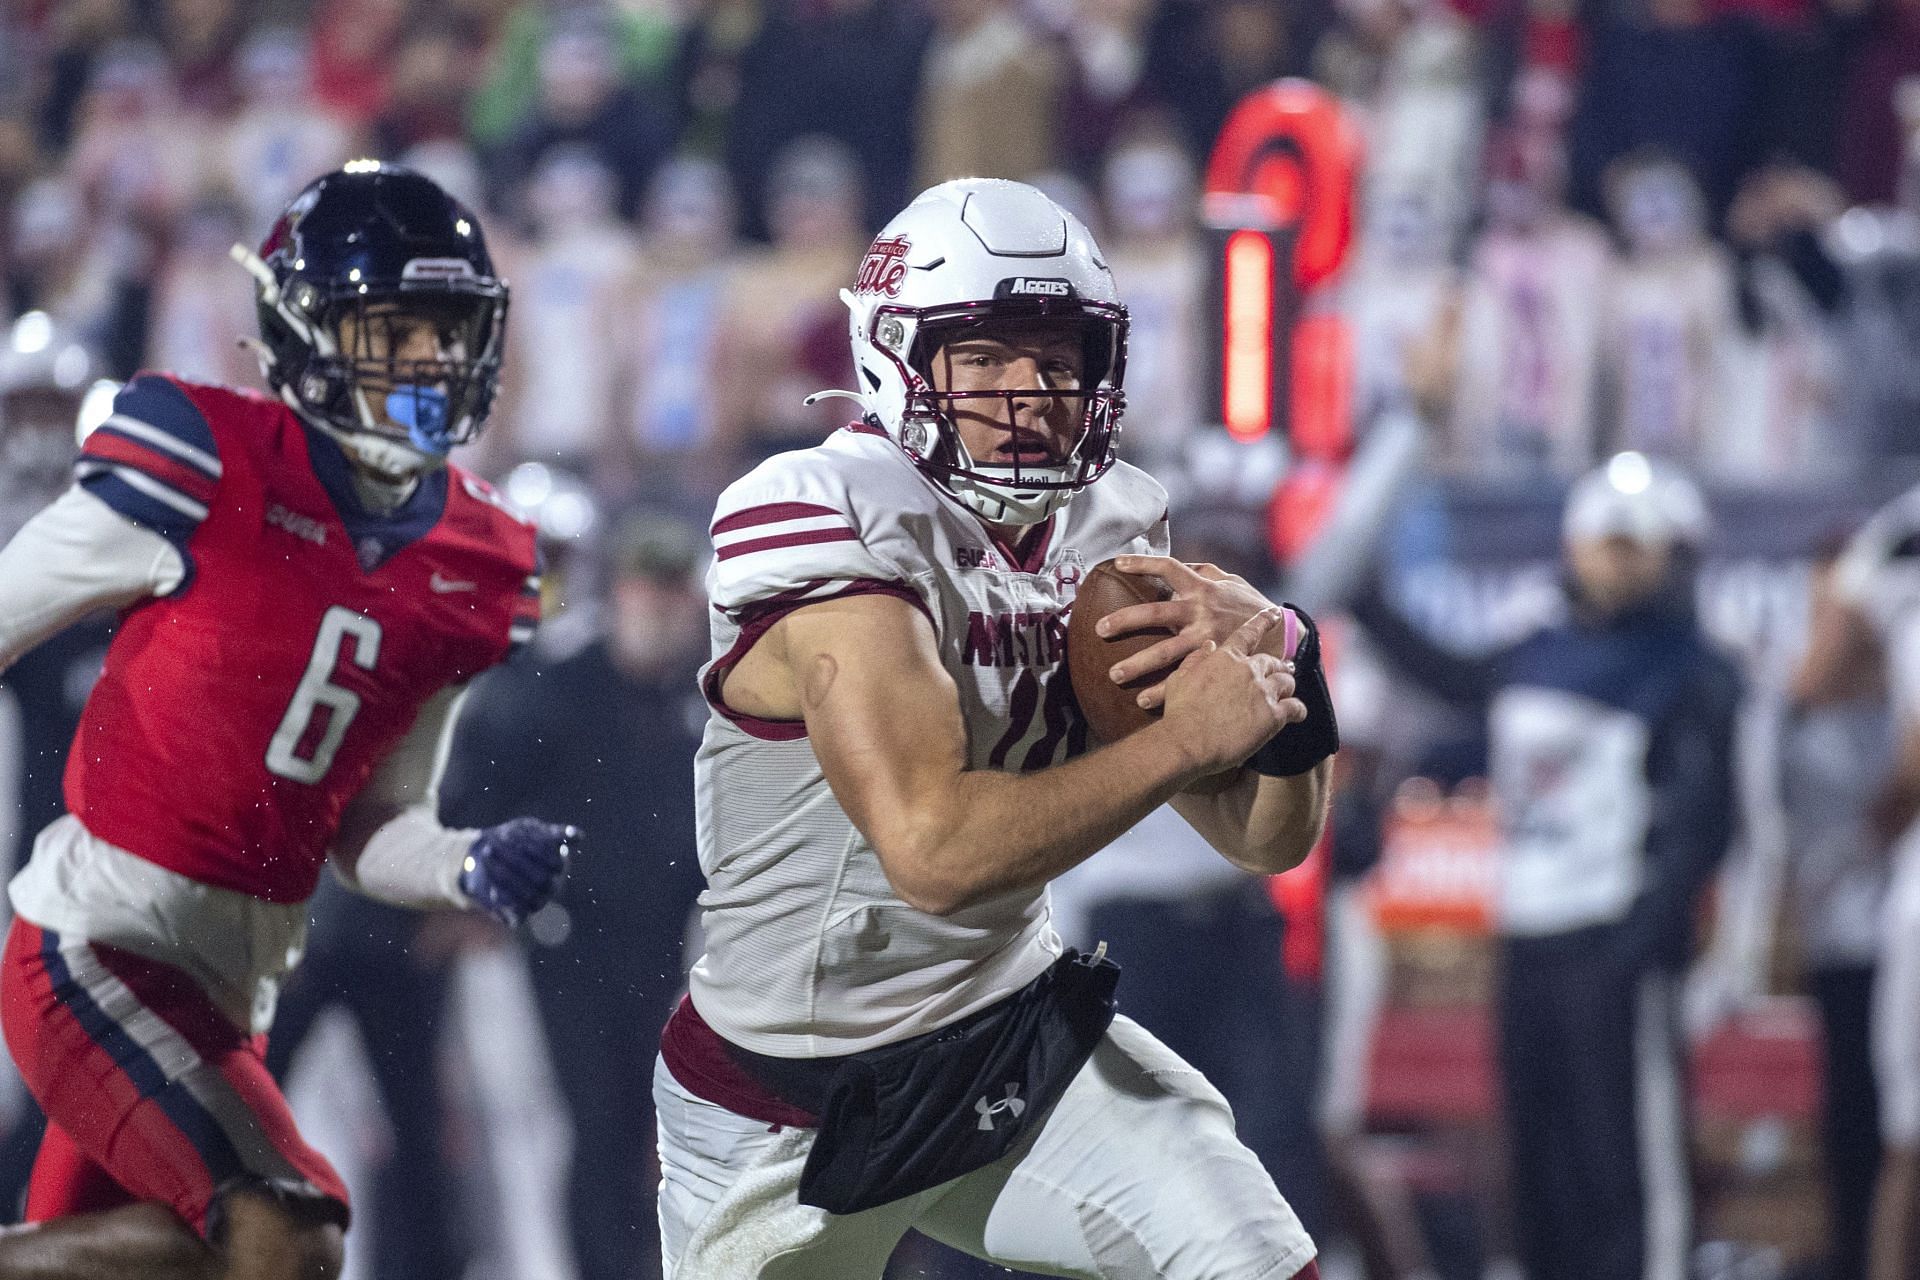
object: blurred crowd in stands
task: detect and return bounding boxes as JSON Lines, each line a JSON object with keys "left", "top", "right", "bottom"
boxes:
{"left": 1, "top": 0, "right": 1918, "bottom": 499}
{"left": 6, "top": 0, "right": 1920, "bottom": 1279}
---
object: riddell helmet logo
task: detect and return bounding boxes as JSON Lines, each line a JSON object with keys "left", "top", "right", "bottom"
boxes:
{"left": 855, "top": 236, "right": 911, "bottom": 296}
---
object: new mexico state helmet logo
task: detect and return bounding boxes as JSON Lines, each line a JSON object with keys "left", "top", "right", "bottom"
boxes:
{"left": 855, "top": 236, "right": 911, "bottom": 297}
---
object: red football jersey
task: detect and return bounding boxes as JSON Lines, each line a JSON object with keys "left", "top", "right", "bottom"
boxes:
{"left": 66, "top": 373, "right": 539, "bottom": 902}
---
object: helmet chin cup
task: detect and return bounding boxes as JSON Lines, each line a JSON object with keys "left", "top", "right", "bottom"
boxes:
{"left": 947, "top": 466, "right": 1075, "bottom": 526}
{"left": 335, "top": 427, "right": 443, "bottom": 482}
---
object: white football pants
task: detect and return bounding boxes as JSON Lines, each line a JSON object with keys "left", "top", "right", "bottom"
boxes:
{"left": 653, "top": 1014, "right": 1316, "bottom": 1279}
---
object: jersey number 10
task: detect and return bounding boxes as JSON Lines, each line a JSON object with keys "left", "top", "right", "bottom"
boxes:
{"left": 266, "top": 606, "right": 383, "bottom": 784}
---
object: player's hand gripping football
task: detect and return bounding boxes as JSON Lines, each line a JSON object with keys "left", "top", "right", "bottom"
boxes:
{"left": 1155, "top": 609, "right": 1308, "bottom": 774}
{"left": 461, "top": 818, "right": 579, "bottom": 928}
{"left": 1096, "top": 554, "right": 1296, "bottom": 712}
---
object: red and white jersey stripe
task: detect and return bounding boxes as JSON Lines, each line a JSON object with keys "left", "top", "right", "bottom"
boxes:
{"left": 692, "top": 425, "right": 1168, "bottom": 1056}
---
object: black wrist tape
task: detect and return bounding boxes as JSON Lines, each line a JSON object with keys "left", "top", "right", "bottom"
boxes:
{"left": 1249, "top": 602, "right": 1340, "bottom": 777}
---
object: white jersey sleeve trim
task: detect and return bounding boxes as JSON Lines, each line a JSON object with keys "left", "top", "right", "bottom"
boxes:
{"left": 0, "top": 486, "right": 184, "bottom": 676}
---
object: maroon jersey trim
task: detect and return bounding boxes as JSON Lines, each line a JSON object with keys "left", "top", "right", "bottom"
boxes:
{"left": 703, "top": 579, "right": 932, "bottom": 742}
{"left": 659, "top": 995, "right": 818, "bottom": 1130}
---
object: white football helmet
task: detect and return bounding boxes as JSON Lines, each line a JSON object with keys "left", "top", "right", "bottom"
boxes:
{"left": 818, "top": 178, "right": 1128, "bottom": 526}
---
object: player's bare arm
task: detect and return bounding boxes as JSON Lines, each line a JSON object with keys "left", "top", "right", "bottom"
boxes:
{"left": 1790, "top": 563, "right": 1882, "bottom": 708}
{"left": 723, "top": 590, "right": 1297, "bottom": 915}
{"left": 1096, "top": 552, "right": 1332, "bottom": 873}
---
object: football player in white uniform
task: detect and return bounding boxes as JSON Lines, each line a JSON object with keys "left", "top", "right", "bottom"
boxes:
{"left": 1799, "top": 487, "right": 1920, "bottom": 1280}
{"left": 652, "top": 178, "right": 1336, "bottom": 1279}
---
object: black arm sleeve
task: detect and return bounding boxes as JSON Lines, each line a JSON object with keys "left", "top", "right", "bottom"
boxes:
{"left": 1622, "top": 650, "right": 1745, "bottom": 969}
{"left": 1347, "top": 573, "right": 1505, "bottom": 709}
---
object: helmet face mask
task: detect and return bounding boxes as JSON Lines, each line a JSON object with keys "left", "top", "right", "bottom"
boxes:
{"left": 309, "top": 288, "right": 505, "bottom": 463}
{"left": 244, "top": 163, "right": 509, "bottom": 483}
{"left": 884, "top": 303, "right": 1126, "bottom": 519}
{"left": 834, "top": 180, "right": 1129, "bottom": 527}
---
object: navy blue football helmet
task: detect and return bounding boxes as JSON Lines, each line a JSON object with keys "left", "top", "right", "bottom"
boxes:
{"left": 237, "top": 161, "right": 509, "bottom": 479}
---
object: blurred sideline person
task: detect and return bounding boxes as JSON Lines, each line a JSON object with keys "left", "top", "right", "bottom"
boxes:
{"left": 0, "top": 315, "right": 114, "bottom": 1219}
{"left": 1349, "top": 452, "right": 1742, "bottom": 1280}
{"left": 1782, "top": 544, "right": 1892, "bottom": 1280}
{"left": 653, "top": 178, "right": 1338, "bottom": 1278}
{"left": 263, "top": 884, "right": 469, "bottom": 1280}
{"left": 442, "top": 510, "right": 710, "bottom": 1280}
{"left": 0, "top": 164, "right": 576, "bottom": 1280}
{"left": 1796, "top": 487, "right": 1920, "bottom": 1280}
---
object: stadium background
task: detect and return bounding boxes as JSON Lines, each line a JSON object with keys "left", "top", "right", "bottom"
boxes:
{"left": 2, "top": 0, "right": 1919, "bottom": 1277}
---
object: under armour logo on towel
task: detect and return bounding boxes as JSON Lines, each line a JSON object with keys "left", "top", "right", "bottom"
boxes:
{"left": 974, "top": 1083, "right": 1026, "bottom": 1131}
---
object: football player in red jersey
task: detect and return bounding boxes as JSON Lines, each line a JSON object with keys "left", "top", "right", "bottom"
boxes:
{"left": 0, "top": 162, "right": 578, "bottom": 1280}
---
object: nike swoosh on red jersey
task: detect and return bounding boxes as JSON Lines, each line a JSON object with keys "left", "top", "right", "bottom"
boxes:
{"left": 430, "top": 573, "right": 478, "bottom": 593}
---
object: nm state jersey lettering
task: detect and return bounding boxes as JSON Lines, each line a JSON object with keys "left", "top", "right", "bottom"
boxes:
{"left": 962, "top": 609, "right": 1069, "bottom": 669}
{"left": 63, "top": 374, "right": 539, "bottom": 903}
{"left": 689, "top": 425, "right": 1167, "bottom": 1056}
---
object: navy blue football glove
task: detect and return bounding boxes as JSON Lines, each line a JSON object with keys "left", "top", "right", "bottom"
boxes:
{"left": 460, "top": 818, "right": 578, "bottom": 928}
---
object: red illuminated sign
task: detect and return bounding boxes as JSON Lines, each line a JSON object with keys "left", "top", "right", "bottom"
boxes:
{"left": 1222, "top": 230, "right": 1275, "bottom": 441}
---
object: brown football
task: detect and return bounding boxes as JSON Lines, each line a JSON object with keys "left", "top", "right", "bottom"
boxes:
{"left": 1067, "top": 560, "right": 1241, "bottom": 794}
{"left": 1067, "top": 560, "right": 1174, "bottom": 744}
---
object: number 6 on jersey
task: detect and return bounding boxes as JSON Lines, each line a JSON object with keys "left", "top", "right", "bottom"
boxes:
{"left": 266, "top": 605, "right": 382, "bottom": 783}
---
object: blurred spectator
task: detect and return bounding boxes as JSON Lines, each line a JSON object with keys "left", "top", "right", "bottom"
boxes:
{"left": 669, "top": 0, "right": 770, "bottom": 170}
{"left": 489, "top": 11, "right": 679, "bottom": 222}
{"left": 1314, "top": 0, "right": 1486, "bottom": 234}
{"left": 1056, "top": 0, "right": 1169, "bottom": 177}
{"left": 1140, "top": 0, "right": 1312, "bottom": 166}
{"left": 1099, "top": 136, "right": 1203, "bottom": 473}
{"left": 1566, "top": 0, "right": 1772, "bottom": 221}
{"left": 495, "top": 146, "right": 644, "bottom": 468}
{"left": 143, "top": 195, "right": 255, "bottom": 387}
{"left": 1447, "top": 111, "right": 1612, "bottom": 476}
{"left": 18, "top": 0, "right": 134, "bottom": 157}
{"left": 6, "top": 175, "right": 151, "bottom": 378}
{"left": 1345, "top": 179, "right": 1462, "bottom": 434}
{"left": 1827, "top": 134, "right": 1920, "bottom": 460}
{"left": 220, "top": 26, "right": 359, "bottom": 242}
{"left": 1596, "top": 152, "right": 1739, "bottom": 466}
{"left": 616, "top": 155, "right": 739, "bottom": 496}
{"left": 1718, "top": 163, "right": 1848, "bottom": 478}
{"left": 153, "top": 0, "right": 246, "bottom": 117}
{"left": 917, "top": 0, "right": 1061, "bottom": 187}
{"left": 1836, "top": 0, "right": 1920, "bottom": 206}
{"left": 308, "top": 0, "right": 410, "bottom": 126}
{"left": 65, "top": 38, "right": 197, "bottom": 226}
{"left": 367, "top": 23, "right": 474, "bottom": 159}
{"left": 690, "top": 0, "right": 926, "bottom": 241}
{"left": 709, "top": 136, "right": 862, "bottom": 466}
{"left": 1349, "top": 454, "right": 1742, "bottom": 1280}
{"left": 442, "top": 509, "right": 710, "bottom": 1280}
{"left": 470, "top": 0, "right": 680, "bottom": 153}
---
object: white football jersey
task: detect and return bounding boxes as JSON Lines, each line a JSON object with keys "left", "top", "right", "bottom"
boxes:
{"left": 689, "top": 424, "right": 1169, "bottom": 1056}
